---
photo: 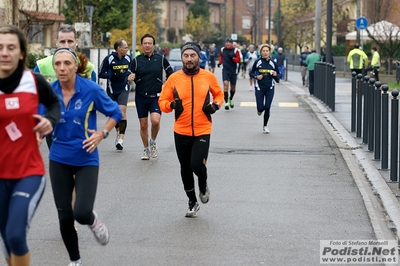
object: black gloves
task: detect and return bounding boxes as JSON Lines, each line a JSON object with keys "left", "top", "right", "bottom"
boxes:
{"left": 170, "top": 99, "right": 182, "bottom": 111}
{"left": 217, "top": 63, "right": 221, "bottom": 68}
{"left": 170, "top": 99, "right": 184, "bottom": 120}
{"left": 204, "top": 103, "right": 219, "bottom": 115}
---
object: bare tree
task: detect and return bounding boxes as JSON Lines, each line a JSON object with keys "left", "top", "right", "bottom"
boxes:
{"left": 365, "top": 0, "right": 400, "bottom": 74}
{"left": 4, "top": 0, "right": 62, "bottom": 45}
{"left": 19, "top": 10, "right": 58, "bottom": 43}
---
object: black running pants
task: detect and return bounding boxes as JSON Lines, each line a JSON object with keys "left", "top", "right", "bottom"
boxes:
{"left": 174, "top": 133, "right": 210, "bottom": 195}
{"left": 49, "top": 160, "right": 98, "bottom": 261}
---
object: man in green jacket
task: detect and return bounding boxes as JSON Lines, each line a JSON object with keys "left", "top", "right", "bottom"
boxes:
{"left": 347, "top": 43, "right": 368, "bottom": 76}
{"left": 306, "top": 49, "right": 321, "bottom": 96}
{"left": 34, "top": 24, "right": 96, "bottom": 83}
{"left": 369, "top": 46, "right": 380, "bottom": 81}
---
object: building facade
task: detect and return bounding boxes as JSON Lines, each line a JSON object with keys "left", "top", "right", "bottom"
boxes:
{"left": 226, "top": 0, "right": 278, "bottom": 45}
{"left": 159, "top": 0, "right": 278, "bottom": 46}
{"left": 1, "top": 0, "right": 64, "bottom": 53}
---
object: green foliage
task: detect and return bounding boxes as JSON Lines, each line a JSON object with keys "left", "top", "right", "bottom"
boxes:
{"left": 184, "top": 12, "right": 211, "bottom": 43}
{"left": 189, "top": 0, "right": 210, "bottom": 19}
{"left": 27, "top": 53, "right": 46, "bottom": 70}
{"left": 202, "top": 29, "right": 223, "bottom": 46}
{"left": 167, "top": 28, "right": 176, "bottom": 43}
{"left": 63, "top": 0, "right": 131, "bottom": 33}
{"left": 62, "top": 0, "right": 164, "bottom": 45}
{"left": 109, "top": 3, "right": 157, "bottom": 50}
{"left": 387, "top": 81, "right": 400, "bottom": 89}
{"left": 236, "top": 35, "right": 248, "bottom": 45}
{"left": 331, "top": 44, "right": 346, "bottom": 56}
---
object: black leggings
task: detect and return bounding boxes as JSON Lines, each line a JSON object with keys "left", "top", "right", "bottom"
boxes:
{"left": 49, "top": 160, "right": 98, "bottom": 261}
{"left": 174, "top": 133, "right": 210, "bottom": 200}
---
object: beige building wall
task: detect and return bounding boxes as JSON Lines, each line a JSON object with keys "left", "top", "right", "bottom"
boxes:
{"left": 0, "top": 0, "right": 4, "bottom": 25}
{"left": 160, "top": 0, "right": 223, "bottom": 44}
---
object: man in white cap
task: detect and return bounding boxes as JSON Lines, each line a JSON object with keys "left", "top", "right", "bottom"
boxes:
{"left": 217, "top": 38, "right": 242, "bottom": 110}
{"left": 273, "top": 47, "right": 286, "bottom": 81}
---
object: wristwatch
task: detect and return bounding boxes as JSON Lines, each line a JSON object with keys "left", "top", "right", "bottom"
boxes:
{"left": 102, "top": 129, "right": 109, "bottom": 139}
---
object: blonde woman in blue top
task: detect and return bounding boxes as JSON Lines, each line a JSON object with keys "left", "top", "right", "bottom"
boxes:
{"left": 249, "top": 44, "right": 279, "bottom": 134}
{"left": 49, "top": 47, "right": 122, "bottom": 266}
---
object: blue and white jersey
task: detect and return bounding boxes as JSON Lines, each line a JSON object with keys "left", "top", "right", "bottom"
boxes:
{"left": 249, "top": 58, "right": 280, "bottom": 90}
{"left": 98, "top": 51, "right": 132, "bottom": 94}
{"left": 49, "top": 74, "right": 122, "bottom": 166}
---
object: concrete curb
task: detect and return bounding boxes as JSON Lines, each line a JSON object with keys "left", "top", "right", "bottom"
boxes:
{"left": 285, "top": 82, "right": 399, "bottom": 243}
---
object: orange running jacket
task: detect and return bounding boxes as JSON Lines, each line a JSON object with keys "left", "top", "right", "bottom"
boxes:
{"left": 159, "top": 69, "right": 224, "bottom": 136}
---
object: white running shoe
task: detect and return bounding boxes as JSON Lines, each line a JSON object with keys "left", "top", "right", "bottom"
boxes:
{"left": 263, "top": 126, "right": 270, "bottom": 134}
{"left": 90, "top": 211, "right": 109, "bottom": 245}
{"left": 150, "top": 142, "right": 158, "bottom": 158}
{"left": 249, "top": 86, "right": 253, "bottom": 91}
{"left": 185, "top": 201, "right": 200, "bottom": 218}
{"left": 68, "top": 261, "right": 82, "bottom": 266}
{"left": 199, "top": 186, "right": 210, "bottom": 204}
{"left": 141, "top": 148, "right": 150, "bottom": 160}
{"left": 114, "top": 133, "right": 119, "bottom": 146}
{"left": 116, "top": 138, "right": 123, "bottom": 151}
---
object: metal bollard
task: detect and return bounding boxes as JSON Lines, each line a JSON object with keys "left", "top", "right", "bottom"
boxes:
{"left": 374, "top": 81, "right": 382, "bottom": 160}
{"left": 351, "top": 71, "right": 357, "bottom": 132}
{"left": 391, "top": 89, "right": 398, "bottom": 182}
{"left": 362, "top": 75, "right": 370, "bottom": 144}
{"left": 330, "top": 64, "right": 336, "bottom": 111}
{"left": 381, "top": 84, "right": 389, "bottom": 170}
{"left": 314, "top": 62, "right": 321, "bottom": 98}
{"left": 368, "top": 78, "right": 376, "bottom": 152}
{"left": 324, "top": 63, "right": 329, "bottom": 105}
{"left": 356, "top": 73, "right": 363, "bottom": 138}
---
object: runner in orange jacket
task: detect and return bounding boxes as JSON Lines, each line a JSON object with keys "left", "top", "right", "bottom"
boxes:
{"left": 159, "top": 42, "right": 224, "bottom": 217}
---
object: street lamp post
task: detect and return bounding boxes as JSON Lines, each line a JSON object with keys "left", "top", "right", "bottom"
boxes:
{"left": 132, "top": 0, "right": 137, "bottom": 56}
{"left": 85, "top": 5, "right": 94, "bottom": 47}
{"left": 268, "top": 0, "right": 271, "bottom": 45}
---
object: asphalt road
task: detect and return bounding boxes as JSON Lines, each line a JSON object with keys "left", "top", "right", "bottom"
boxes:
{"left": 18, "top": 66, "right": 392, "bottom": 266}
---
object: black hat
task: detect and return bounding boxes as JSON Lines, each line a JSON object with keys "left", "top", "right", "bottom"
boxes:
{"left": 225, "top": 38, "right": 233, "bottom": 43}
{"left": 181, "top": 42, "right": 201, "bottom": 57}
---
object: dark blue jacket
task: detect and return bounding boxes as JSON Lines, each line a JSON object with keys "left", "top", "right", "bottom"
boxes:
{"left": 131, "top": 52, "right": 173, "bottom": 96}
{"left": 98, "top": 52, "right": 132, "bottom": 94}
{"left": 250, "top": 57, "right": 279, "bottom": 90}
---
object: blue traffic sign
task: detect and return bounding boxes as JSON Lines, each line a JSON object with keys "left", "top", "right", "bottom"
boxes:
{"left": 356, "top": 17, "right": 369, "bottom": 30}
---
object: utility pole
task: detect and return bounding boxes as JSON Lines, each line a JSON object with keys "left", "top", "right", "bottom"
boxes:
{"left": 259, "top": 0, "right": 263, "bottom": 44}
{"left": 268, "top": 0, "right": 271, "bottom": 45}
{"left": 132, "top": 0, "right": 137, "bottom": 56}
{"left": 8, "top": 0, "right": 19, "bottom": 26}
{"left": 326, "top": 0, "right": 333, "bottom": 63}
{"left": 232, "top": 0, "right": 236, "bottom": 34}
{"left": 224, "top": 0, "right": 227, "bottom": 40}
{"left": 84, "top": 5, "right": 94, "bottom": 47}
{"left": 356, "top": 0, "right": 361, "bottom": 44}
{"left": 254, "top": 0, "right": 258, "bottom": 44}
{"left": 277, "top": 0, "right": 281, "bottom": 47}
{"left": 315, "top": 0, "right": 321, "bottom": 54}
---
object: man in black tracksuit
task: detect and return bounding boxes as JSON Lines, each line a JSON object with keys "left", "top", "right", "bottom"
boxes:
{"left": 130, "top": 34, "right": 173, "bottom": 160}
{"left": 99, "top": 38, "right": 134, "bottom": 151}
{"left": 218, "top": 38, "right": 242, "bottom": 110}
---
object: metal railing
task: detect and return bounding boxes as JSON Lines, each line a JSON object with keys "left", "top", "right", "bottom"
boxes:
{"left": 349, "top": 74, "right": 400, "bottom": 184}
{"left": 314, "top": 62, "right": 336, "bottom": 111}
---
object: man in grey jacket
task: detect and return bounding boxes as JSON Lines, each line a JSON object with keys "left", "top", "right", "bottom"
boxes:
{"left": 299, "top": 46, "right": 311, "bottom": 87}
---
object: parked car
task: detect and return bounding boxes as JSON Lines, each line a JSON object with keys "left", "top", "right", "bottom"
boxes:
{"left": 168, "top": 48, "right": 183, "bottom": 72}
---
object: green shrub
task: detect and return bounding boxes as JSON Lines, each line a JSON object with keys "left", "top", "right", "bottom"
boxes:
{"left": 27, "top": 53, "right": 46, "bottom": 70}
{"left": 332, "top": 44, "right": 346, "bottom": 56}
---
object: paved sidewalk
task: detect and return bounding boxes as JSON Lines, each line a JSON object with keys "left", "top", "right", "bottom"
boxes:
{"left": 286, "top": 68, "right": 400, "bottom": 241}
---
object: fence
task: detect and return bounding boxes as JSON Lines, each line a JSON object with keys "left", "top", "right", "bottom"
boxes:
{"left": 314, "top": 62, "right": 336, "bottom": 111}
{"left": 349, "top": 74, "right": 400, "bottom": 184}
{"left": 286, "top": 53, "right": 400, "bottom": 76}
